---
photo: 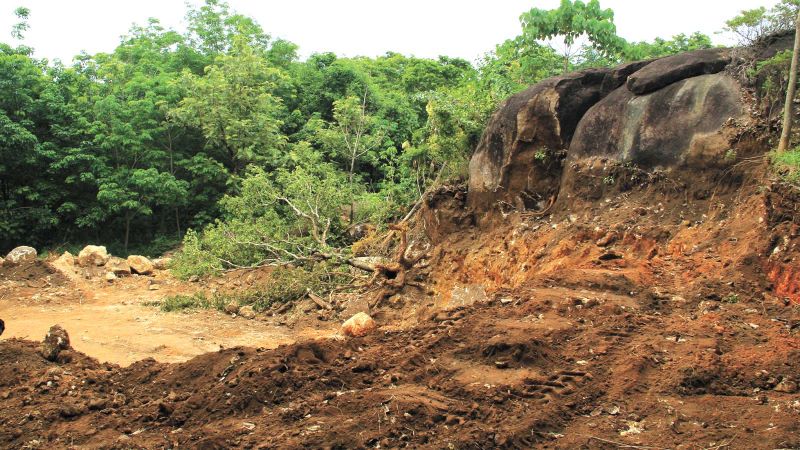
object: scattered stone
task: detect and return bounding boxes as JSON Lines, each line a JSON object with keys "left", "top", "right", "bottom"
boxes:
{"left": 775, "top": 378, "right": 798, "bottom": 393}
{"left": 224, "top": 301, "right": 240, "bottom": 315}
{"left": 188, "top": 275, "right": 200, "bottom": 283}
{"left": 78, "top": 245, "right": 109, "bottom": 267}
{"left": 106, "top": 257, "right": 131, "bottom": 276}
{"left": 5, "top": 246, "right": 37, "bottom": 265}
{"left": 40, "top": 325, "right": 71, "bottom": 362}
{"left": 238, "top": 305, "right": 256, "bottom": 319}
{"left": 595, "top": 231, "right": 618, "bottom": 247}
{"left": 148, "top": 283, "right": 160, "bottom": 291}
{"left": 105, "top": 272, "right": 117, "bottom": 282}
{"left": 341, "top": 312, "right": 377, "bottom": 337}
{"left": 152, "top": 257, "right": 172, "bottom": 270}
{"left": 127, "top": 255, "right": 154, "bottom": 275}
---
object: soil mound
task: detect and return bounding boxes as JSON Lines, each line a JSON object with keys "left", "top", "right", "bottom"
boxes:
{"left": 0, "top": 260, "right": 68, "bottom": 287}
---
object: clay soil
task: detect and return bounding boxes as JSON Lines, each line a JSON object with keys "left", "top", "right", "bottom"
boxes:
{"left": 2, "top": 174, "right": 800, "bottom": 449}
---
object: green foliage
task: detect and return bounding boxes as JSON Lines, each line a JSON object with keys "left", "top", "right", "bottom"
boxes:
{"left": 722, "top": 293, "right": 740, "bottom": 304}
{"left": 160, "top": 262, "right": 347, "bottom": 312}
{"left": 723, "top": 1, "right": 800, "bottom": 46}
{"left": 520, "top": 0, "right": 625, "bottom": 71}
{"left": 623, "top": 32, "right": 714, "bottom": 61}
{"left": 160, "top": 292, "right": 225, "bottom": 312}
{"left": 771, "top": 146, "right": 800, "bottom": 182}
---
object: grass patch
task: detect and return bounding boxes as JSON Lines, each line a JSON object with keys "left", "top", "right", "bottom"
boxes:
{"left": 771, "top": 148, "right": 800, "bottom": 183}
{"left": 159, "top": 292, "right": 226, "bottom": 312}
{"left": 156, "top": 262, "right": 353, "bottom": 314}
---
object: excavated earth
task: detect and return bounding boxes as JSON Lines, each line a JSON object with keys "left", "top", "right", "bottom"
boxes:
{"left": 3, "top": 44, "right": 800, "bottom": 449}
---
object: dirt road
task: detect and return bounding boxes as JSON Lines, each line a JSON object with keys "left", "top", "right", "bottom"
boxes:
{"left": 0, "top": 261, "right": 333, "bottom": 366}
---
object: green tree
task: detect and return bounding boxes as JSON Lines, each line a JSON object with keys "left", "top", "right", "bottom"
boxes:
{"left": 520, "top": 0, "right": 625, "bottom": 72}
{"left": 172, "top": 39, "right": 288, "bottom": 175}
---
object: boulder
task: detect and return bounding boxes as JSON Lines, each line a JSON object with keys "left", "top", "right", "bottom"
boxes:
{"left": 467, "top": 65, "right": 651, "bottom": 213}
{"left": 127, "top": 255, "right": 154, "bottom": 275}
{"left": 565, "top": 72, "right": 746, "bottom": 178}
{"left": 5, "top": 246, "right": 37, "bottom": 265}
{"left": 626, "top": 48, "right": 730, "bottom": 95}
{"left": 106, "top": 257, "right": 131, "bottom": 276}
{"left": 78, "top": 245, "right": 109, "bottom": 267}
{"left": 152, "top": 257, "right": 171, "bottom": 270}
{"left": 238, "top": 305, "right": 256, "bottom": 319}
{"left": 341, "top": 312, "right": 377, "bottom": 337}
{"left": 40, "top": 325, "right": 71, "bottom": 362}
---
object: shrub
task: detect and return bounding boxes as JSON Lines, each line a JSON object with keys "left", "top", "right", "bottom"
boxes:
{"left": 160, "top": 292, "right": 226, "bottom": 312}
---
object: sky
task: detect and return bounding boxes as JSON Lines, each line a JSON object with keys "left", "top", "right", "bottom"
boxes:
{"left": 0, "top": 0, "right": 778, "bottom": 64}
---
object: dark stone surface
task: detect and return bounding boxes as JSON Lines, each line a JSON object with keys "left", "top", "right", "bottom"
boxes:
{"left": 626, "top": 48, "right": 730, "bottom": 95}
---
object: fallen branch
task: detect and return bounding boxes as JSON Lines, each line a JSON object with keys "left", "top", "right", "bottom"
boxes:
{"left": 307, "top": 290, "right": 333, "bottom": 310}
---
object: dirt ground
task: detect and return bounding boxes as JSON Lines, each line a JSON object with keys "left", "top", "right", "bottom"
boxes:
{"left": 2, "top": 168, "right": 800, "bottom": 449}
{"left": 0, "top": 261, "right": 334, "bottom": 366}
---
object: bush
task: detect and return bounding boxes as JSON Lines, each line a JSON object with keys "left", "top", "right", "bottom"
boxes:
{"left": 169, "top": 229, "right": 223, "bottom": 280}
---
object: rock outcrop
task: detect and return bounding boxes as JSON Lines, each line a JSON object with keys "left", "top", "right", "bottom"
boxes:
{"left": 78, "top": 245, "right": 109, "bottom": 267}
{"left": 5, "top": 246, "right": 37, "bottom": 265}
{"left": 466, "top": 48, "right": 744, "bottom": 216}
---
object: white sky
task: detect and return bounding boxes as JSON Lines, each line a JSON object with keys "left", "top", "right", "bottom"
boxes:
{"left": 0, "top": 0, "right": 777, "bottom": 64}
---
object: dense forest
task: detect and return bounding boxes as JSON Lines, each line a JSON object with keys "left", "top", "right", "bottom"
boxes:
{"left": 0, "top": 0, "right": 788, "bottom": 272}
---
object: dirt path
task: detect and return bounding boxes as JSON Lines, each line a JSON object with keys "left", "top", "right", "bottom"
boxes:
{"left": 0, "top": 262, "right": 334, "bottom": 366}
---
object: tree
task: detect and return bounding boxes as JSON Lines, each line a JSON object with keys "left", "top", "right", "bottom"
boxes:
{"left": 723, "top": 1, "right": 800, "bottom": 46}
{"left": 779, "top": 9, "right": 800, "bottom": 152}
{"left": 520, "top": 0, "right": 625, "bottom": 72}
{"left": 317, "top": 92, "right": 385, "bottom": 221}
{"left": 171, "top": 39, "right": 287, "bottom": 175}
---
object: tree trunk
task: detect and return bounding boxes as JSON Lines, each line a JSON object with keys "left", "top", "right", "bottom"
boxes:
{"left": 124, "top": 212, "right": 132, "bottom": 254}
{"left": 778, "top": 10, "right": 800, "bottom": 152}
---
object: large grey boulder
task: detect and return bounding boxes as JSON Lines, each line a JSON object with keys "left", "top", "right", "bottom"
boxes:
{"left": 5, "top": 246, "right": 37, "bottom": 265}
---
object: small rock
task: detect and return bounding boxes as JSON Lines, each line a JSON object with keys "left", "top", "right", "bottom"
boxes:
{"left": 148, "top": 283, "right": 160, "bottom": 291}
{"left": 105, "top": 256, "right": 131, "bottom": 276}
{"left": 595, "top": 231, "right": 618, "bottom": 247}
{"left": 41, "top": 325, "right": 71, "bottom": 362}
{"left": 239, "top": 305, "right": 256, "bottom": 319}
{"left": 224, "top": 301, "right": 240, "bottom": 315}
{"left": 774, "top": 378, "right": 798, "bottom": 393}
{"left": 5, "top": 246, "right": 37, "bottom": 265}
{"left": 340, "top": 312, "right": 377, "bottom": 337}
{"left": 78, "top": 245, "right": 109, "bottom": 267}
{"left": 598, "top": 252, "right": 623, "bottom": 261}
{"left": 152, "top": 257, "right": 172, "bottom": 270}
{"left": 127, "top": 255, "right": 154, "bottom": 275}
{"left": 188, "top": 275, "right": 200, "bottom": 283}
{"left": 105, "top": 272, "right": 117, "bottom": 282}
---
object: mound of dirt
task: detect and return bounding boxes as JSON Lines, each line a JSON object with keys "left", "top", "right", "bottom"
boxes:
{"left": 0, "top": 260, "right": 68, "bottom": 287}
{"left": 1, "top": 278, "right": 799, "bottom": 449}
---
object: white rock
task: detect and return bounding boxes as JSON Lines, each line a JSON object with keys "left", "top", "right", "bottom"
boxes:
{"left": 5, "top": 246, "right": 37, "bottom": 265}
{"left": 78, "top": 245, "right": 109, "bottom": 267}
{"left": 239, "top": 305, "right": 256, "bottom": 319}
{"left": 127, "top": 255, "right": 154, "bottom": 275}
{"left": 341, "top": 312, "right": 377, "bottom": 337}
